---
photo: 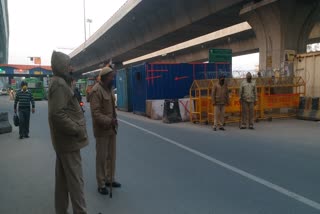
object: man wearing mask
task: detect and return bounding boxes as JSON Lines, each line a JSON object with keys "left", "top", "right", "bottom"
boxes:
{"left": 48, "top": 51, "right": 88, "bottom": 214}
{"left": 211, "top": 75, "right": 229, "bottom": 131}
{"left": 14, "top": 81, "right": 35, "bottom": 139}
{"left": 90, "top": 66, "right": 121, "bottom": 195}
{"left": 239, "top": 72, "right": 257, "bottom": 129}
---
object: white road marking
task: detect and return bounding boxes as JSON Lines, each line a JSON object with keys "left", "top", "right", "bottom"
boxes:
{"left": 119, "top": 118, "right": 320, "bottom": 211}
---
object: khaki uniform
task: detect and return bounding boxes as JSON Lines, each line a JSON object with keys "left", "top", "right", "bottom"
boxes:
{"left": 48, "top": 51, "right": 88, "bottom": 214}
{"left": 239, "top": 80, "right": 257, "bottom": 127}
{"left": 90, "top": 82, "right": 117, "bottom": 188}
{"left": 211, "top": 83, "right": 229, "bottom": 128}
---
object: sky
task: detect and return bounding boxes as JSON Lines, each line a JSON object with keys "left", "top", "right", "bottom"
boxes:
{"left": 7, "top": 0, "right": 259, "bottom": 72}
{"left": 232, "top": 53, "right": 259, "bottom": 71}
{"left": 8, "top": 0, "right": 128, "bottom": 65}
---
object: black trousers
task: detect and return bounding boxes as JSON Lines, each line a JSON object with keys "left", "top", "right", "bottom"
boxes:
{"left": 19, "top": 109, "right": 30, "bottom": 137}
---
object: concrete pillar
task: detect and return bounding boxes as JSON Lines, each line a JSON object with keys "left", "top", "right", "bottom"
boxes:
{"left": 240, "top": 0, "right": 320, "bottom": 76}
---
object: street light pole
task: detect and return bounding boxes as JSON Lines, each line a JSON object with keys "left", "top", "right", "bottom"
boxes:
{"left": 83, "top": 0, "right": 87, "bottom": 42}
{"left": 86, "top": 18, "right": 92, "bottom": 37}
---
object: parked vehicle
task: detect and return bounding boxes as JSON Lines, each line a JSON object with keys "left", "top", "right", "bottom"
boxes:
{"left": 76, "top": 79, "right": 87, "bottom": 96}
{"left": 0, "top": 88, "right": 8, "bottom": 95}
{"left": 24, "top": 77, "right": 45, "bottom": 100}
{"left": 86, "top": 77, "right": 98, "bottom": 102}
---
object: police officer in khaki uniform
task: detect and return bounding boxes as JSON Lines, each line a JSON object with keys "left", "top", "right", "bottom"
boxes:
{"left": 239, "top": 72, "right": 257, "bottom": 129}
{"left": 90, "top": 66, "right": 121, "bottom": 195}
{"left": 211, "top": 75, "right": 229, "bottom": 131}
{"left": 48, "top": 51, "right": 89, "bottom": 214}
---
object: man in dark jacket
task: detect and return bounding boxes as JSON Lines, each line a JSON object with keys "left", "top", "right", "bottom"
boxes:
{"left": 14, "top": 81, "right": 35, "bottom": 139}
{"left": 48, "top": 51, "right": 88, "bottom": 214}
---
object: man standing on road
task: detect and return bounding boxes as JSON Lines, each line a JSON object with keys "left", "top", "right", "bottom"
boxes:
{"left": 48, "top": 51, "right": 88, "bottom": 214}
{"left": 211, "top": 75, "right": 229, "bottom": 131}
{"left": 90, "top": 66, "right": 121, "bottom": 195}
{"left": 239, "top": 72, "right": 257, "bottom": 129}
{"left": 14, "top": 81, "right": 35, "bottom": 139}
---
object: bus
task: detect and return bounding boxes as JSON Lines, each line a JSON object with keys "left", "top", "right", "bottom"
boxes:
{"left": 76, "top": 79, "right": 87, "bottom": 96}
{"left": 25, "top": 77, "right": 45, "bottom": 100}
{"left": 85, "top": 77, "right": 98, "bottom": 102}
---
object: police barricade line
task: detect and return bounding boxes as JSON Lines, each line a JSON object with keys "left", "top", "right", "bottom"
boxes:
{"left": 145, "top": 98, "right": 194, "bottom": 122}
{"left": 297, "top": 96, "right": 320, "bottom": 121}
{"left": 190, "top": 77, "right": 306, "bottom": 125}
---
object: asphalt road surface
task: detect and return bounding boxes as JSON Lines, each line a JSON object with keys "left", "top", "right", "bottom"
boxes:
{"left": 1, "top": 95, "right": 320, "bottom": 214}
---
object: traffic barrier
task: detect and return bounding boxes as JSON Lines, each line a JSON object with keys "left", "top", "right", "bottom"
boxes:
{"left": 189, "top": 80, "right": 212, "bottom": 123}
{"left": 146, "top": 100, "right": 152, "bottom": 118}
{"left": 312, "top": 98, "right": 319, "bottom": 110}
{"left": 0, "top": 112, "right": 13, "bottom": 134}
{"left": 146, "top": 100, "right": 164, "bottom": 120}
{"left": 297, "top": 96, "right": 320, "bottom": 121}
{"left": 297, "top": 109, "right": 320, "bottom": 121}
{"left": 163, "top": 99, "right": 182, "bottom": 123}
{"left": 299, "top": 96, "right": 306, "bottom": 109}
{"left": 145, "top": 98, "right": 194, "bottom": 121}
{"left": 190, "top": 76, "right": 306, "bottom": 124}
{"left": 178, "top": 98, "right": 193, "bottom": 122}
{"left": 259, "top": 93, "right": 300, "bottom": 119}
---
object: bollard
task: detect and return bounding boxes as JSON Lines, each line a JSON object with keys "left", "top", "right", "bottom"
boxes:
{"left": 0, "top": 112, "right": 13, "bottom": 134}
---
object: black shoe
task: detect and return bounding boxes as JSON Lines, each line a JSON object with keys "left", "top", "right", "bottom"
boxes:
{"left": 219, "top": 127, "right": 225, "bottom": 131}
{"left": 19, "top": 135, "right": 23, "bottom": 139}
{"left": 106, "top": 181, "right": 121, "bottom": 188}
{"left": 249, "top": 126, "right": 254, "bottom": 130}
{"left": 24, "top": 135, "right": 29, "bottom": 138}
{"left": 240, "top": 126, "right": 247, "bottom": 129}
{"left": 213, "top": 127, "right": 217, "bottom": 131}
{"left": 98, "top": 187, "right": 109, "bottom": 195}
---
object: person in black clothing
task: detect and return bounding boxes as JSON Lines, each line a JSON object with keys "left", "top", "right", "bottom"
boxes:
{"left": 72, "top": 79, "right": 85, "bottom": 112}
{"left": 14, "top": 81, "right": 35, "bottom": 139}
{"left": 74, "top": 87, "right": 82, "bottom": 103}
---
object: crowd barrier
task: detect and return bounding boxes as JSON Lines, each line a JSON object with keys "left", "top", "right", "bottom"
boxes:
{"left": 190, "top": 76, "right": 306, "bottom": 124}
{"left": 297, "top": 97, "right": 320, "bottom": 121}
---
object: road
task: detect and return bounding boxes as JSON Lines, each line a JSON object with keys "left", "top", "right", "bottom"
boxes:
{"left": 0, "top": 95, "right": 320, "bottom": 214}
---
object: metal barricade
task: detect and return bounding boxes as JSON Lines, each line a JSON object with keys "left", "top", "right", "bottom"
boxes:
{"left": 257, "top": 76, "right": 305, "bottom": 120}
{"left": 190, "top": 76, "right": 306, "bottom": 125}
{"left": 189, "top": 80, "right": 212, "bottom": 124}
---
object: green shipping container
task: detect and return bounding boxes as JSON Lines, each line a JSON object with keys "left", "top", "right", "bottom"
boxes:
{"left": 209, "top": 49, "right": 232, "bottom": 63}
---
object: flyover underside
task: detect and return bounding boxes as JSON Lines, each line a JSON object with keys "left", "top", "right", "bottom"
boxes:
{"left": 308, "top": 37, "right": 320, "bottom": 44}
{"left": 71, "top": 0, "right": 249, "bottom": 75}
{"left": 128, "top": 29, "right": 258, "bottom": 65}
{"left": 110, "top": 7, "right": 244, "bottom": 62}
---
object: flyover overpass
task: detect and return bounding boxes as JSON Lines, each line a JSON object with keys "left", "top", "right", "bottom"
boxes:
{"left": 70, "top": 0, "right": 320, "bottom": 75}
{"left": 123, "top": 23, "right": 258, "bottom": 65}
{"left": 0, "top": 0, "right": 9, "bottom": 64}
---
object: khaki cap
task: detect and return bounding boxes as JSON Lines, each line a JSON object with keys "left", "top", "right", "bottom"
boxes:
{"left": 99, "top": 66, "right": 113, "bottom": 77}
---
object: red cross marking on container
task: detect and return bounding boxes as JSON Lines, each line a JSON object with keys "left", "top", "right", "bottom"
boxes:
{"left": 174, "top": 76, "right": 189, "bottom": 81}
